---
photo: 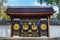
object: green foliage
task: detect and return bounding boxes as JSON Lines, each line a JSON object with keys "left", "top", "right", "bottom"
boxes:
{"left": 38, "top": 0, "right": 55, "bottom": 4}
{"left": 0, "top": 13, "right": 10, "bottom": 20}
{"left": 0, "top": 0, "right": 10, "bottom": 20}
{"left": 38, "top": 0, "right": 60, "bottom": 20}
{"left": 37, "top": 0, "right": 42, "bottom": 4}
{"left": 57, "top": 13, "right": 60, "bottom": 20}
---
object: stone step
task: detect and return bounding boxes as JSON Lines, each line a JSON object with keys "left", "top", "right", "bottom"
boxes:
{"left": 0, "top": 37, "right": 55, "bottom": 40}
{"left": 0, "top": 39, "right": 50, "bottom": 40}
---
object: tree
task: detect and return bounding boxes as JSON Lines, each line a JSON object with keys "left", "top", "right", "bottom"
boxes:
{"left": 0, "top": 0, "right": 10, "bottom": 20}
{"left": 0, "top": 0, "right": 7, "bottom": 10}
{"left": 38, "top": 0, "right": 60, "bottom": 20}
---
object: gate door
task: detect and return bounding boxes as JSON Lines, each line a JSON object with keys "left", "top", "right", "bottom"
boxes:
{"left": 12, "top": 20, "right": 21, "bottom": 36}
{"left": 40, "top": 20, "right": 49, "bottom": 37}
{"left": 20, "top": 20, "right": 40, "bottom": 37}
{"left": 11, "top": 19, "right": 49, "bottom": 37}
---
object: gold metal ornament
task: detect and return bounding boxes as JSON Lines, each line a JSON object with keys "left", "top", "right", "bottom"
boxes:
{"left": 32, "top": 23, "right": 37, "bottom": 30}
{"left": 21, "top": 34, "right": 24, "bottom": 36}
{"left": 23, "top": 23, "right": 28, "bottom": 30}
{"left": 28, "top": 21, "right": 32, "bottom": 25}
{"left": 28, "top": 34, "right": 32, "bottom": 36}
{"left": 28, "top": 30, "right": 32, "bottom": 32}
{"left": 41, "top": 32, "right": 47, "bottom": 36}
{"left": 13, "top": 24, "right": 20, "bottom": 30}
{"left": 41, "top": 24, "right": 47, "bottom": 30}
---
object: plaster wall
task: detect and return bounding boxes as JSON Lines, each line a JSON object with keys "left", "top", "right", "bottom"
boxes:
{"left": 0, "top": 25, "right": 60, "bottom": 38}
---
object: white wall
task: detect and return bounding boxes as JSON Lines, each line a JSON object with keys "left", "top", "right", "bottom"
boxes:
{"left": 0, "top": 25, "right": 60, "bottom": 38}
{"left": 0, "top": 25, "right": 10, "bottom": 37}
{"left": 50, "top": 25, "right": 60, "bottom": 38}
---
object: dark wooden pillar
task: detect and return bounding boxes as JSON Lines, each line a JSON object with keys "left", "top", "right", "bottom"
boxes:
{"left": 48, "top": 16, "right": 50, "bottom": 37}
{"left": 10, "top": 16, "right": 13, "bottom": 37}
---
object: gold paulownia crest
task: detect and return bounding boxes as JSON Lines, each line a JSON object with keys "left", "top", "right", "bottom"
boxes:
{"left": 41, "top": 24, "right": 47, "bottom": 30}
{"left": 13, "top": 24, "right": 20, "bottom": 30}
{"left": 32, "top": 23, "right": 37, "bottom": 30}
{"left": 23, "top": 23, "right": 29, "bottom": 30}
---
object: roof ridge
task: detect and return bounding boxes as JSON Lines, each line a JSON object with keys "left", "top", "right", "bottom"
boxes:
{"left": 7, "top": 6, "right": 52, "bottom": 8}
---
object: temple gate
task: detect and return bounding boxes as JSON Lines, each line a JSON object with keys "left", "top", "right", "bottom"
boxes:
{"left": 5, "top": 6, "right": 55, "bottom": 37}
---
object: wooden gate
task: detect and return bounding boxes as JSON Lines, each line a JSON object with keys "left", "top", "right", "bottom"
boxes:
{"left": 11, "top": 19, "right": 49, "bottom": 37}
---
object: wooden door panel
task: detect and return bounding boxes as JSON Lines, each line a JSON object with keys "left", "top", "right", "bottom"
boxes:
{"left": 11, "top": 19, "right": 49, "bottom": 37}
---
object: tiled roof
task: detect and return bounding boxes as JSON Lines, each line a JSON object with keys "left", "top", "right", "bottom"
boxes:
{"left": 0, "top": 20, "right": 10, "bottom": 25}
{"left": 6, "top": 6, "right": 54, "bottom": 13}
{"left": 50, "top": 20, "right": 60, "bottom": 25}
{"left": 0, "top": 20, "right": 60, "bottom": 25}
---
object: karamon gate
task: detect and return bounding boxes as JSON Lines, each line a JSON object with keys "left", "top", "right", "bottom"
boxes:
{"left": 5, "top": 6, "right": 55, "bottom": 37}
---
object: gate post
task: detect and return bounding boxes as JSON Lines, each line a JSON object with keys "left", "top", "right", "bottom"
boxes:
{"left": 10, "top": 17, "right": 13, "bottom": 37}
{"left": 48, "top": 16, "right": 50, "bottom": 37}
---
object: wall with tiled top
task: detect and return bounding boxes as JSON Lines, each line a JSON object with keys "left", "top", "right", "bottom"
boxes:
{"left": 0, "top": 25, "right": 60, "bottom": 38}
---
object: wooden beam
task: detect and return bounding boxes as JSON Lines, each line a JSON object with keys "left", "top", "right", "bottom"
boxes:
{"left": 6, "top": 12, "right": 55, "bottom": 15}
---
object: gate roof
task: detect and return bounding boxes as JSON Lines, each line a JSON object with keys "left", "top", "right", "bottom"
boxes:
{"left": 5, "top": 6, "right": 55, "bottom": 18}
